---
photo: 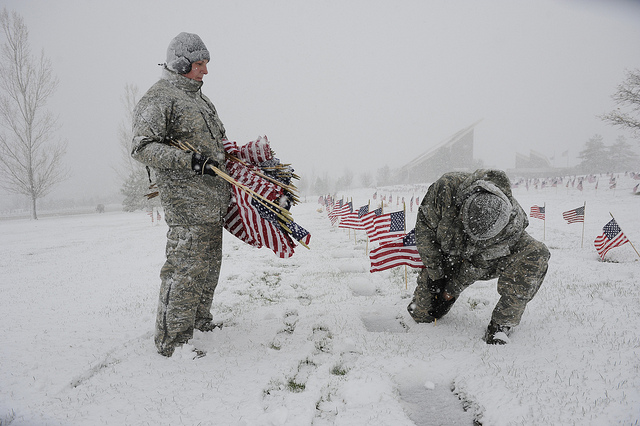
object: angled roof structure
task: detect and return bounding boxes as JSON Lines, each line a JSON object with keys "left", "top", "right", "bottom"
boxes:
{"left": 399, "top": 119, "right": 482, "bottom": 183}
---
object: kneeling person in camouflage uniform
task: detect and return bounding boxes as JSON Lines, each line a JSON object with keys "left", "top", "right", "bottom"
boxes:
{"left": 408, "top": 169, "right": 550, "bottom": 344}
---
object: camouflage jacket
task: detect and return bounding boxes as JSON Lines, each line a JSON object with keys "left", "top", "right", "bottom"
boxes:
{"left": 131, "top": 67, "right": 230, "bottom": 226}
{"left": 415, "top": 169, "right": 528, "bottom": 281}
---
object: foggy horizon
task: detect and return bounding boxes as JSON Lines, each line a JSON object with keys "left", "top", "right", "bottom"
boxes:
{"left": 1, "top": 0, "right": 639, "bottom": 210}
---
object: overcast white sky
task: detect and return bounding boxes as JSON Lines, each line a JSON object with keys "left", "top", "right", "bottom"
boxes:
{"left": 3, "top": 0, "right": 640, "bottom": 201}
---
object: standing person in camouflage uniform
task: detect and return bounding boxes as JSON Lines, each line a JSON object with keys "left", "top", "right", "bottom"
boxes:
{"left": 407, "top": 169, "right": 550, "bottom": 344}
{"left": 132, "top": 32, "right": 231, "bottom": 357}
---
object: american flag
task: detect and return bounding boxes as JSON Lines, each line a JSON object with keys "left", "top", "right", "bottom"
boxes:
{"left": 225, "top": 159, "right": 281, "bottom": 201}
{"left": 594, "top": 218, "right": 629, "bottom": 259}
{"left": 328, "top": 200, "right": 344, "bottom": 225}
{"left": 530, "top": 205, "right": 545, "bottom": 220}
{"left": 361, "top": 208, "right": 383, "bottom": 237}
{"left": 221, "top": 139, "right": 310, "bottom": 258}
{"left": 329, "top": 201, "right": 352, "bottom": 225}
{"left": 369, "top": 211, "right": 405, "bottom": 244}
{"left": 239, "top": 136, "right": 272, "bottom": 163}
{"left": 562, "top": 206, "right": 585, "bottom": 224}
{"left": 338, "top": 204, "right": 369, "bottom": 230}
{"left": 369, "top": 229, "right": 425, "bottom": 272}
{"left": 288, "top": 220, "right": 311, "bottom": 246}
{"left": 225, "top": 186, "right": 295, "bottom": 258}
{"left": 224, "top": 136, "right": 273, "bottom": 164}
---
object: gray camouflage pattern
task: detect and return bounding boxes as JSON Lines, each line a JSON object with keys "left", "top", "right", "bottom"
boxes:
{"left": 131, "top": 67, "right": 230, "bottom": 226}
{"left": 155, "top": 225, "right": 223, "bottom": 356}
{"left": 410, "top": 169, "right": 550, "bottom": 327}
{"left": 132, "top": 67, "right": 230, "bottom": 356}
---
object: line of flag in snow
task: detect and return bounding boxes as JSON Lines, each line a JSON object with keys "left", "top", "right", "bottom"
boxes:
{"left": 528, "top": 203, "right": 638, "bottom": 259}
{"left": 529, "top": 203, "right": 587, "bottom": 224}
{"left": 512, "top": 172, "right": 640, "bottom": 192}
{"left": 147, "top": 208, "right": 162, "bottom": 224}
{"left": 318, "top": 196, "right": 424, "bottom": 274}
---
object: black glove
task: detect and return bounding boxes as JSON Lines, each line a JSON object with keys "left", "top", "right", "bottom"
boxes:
{"left": 427, "top": 278, "right": 447, "bottom": 294}
{"left": 427, "top": 293, "right": 457, "bottom": 319}
{"left": 192, "top": 153, "right": 219, "bottom": 176}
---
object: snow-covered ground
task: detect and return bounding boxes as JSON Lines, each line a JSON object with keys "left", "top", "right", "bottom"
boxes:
{"left": 1, "top": 174, "right": 639, "bottom": 425}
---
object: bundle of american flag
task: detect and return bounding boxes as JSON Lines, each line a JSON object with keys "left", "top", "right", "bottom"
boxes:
{"left": 170, "top": 136, "right": 311, "bottom": 258}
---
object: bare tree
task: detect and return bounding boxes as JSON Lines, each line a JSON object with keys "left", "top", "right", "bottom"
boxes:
{"left": 601, "top": 68, "right": 640, "bottom": 140}
{"left": 116, "top": 83, "right": 140, "bottom": 180}
{"left": 0, "top": 8, "right": 68, "bottom": 219}
{"left": 116, "top": 83, "right": 160, "bottom": 212}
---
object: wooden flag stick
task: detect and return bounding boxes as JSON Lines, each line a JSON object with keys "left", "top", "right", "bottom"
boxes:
{"left": 279, "top": 223, "right": 310, "bottom": 250}
{"left": 543, "top": 201, "right": 547, "bottom": 240}
{"left": 366, "top": 200, "right": 370, "bottom": 256}
{"left": 169, "top": 139, "right": 305, "bottom": 240}
{"left": 581, "top": 201, "right": 586, "bottom": 248}
{"left": 609, "top": 212, "right": 640, "bottom": 259}
{"left": 226, "top": 153, "right": 299, "bottom": 197}
{"left": 170, "top": 139, "right": 292, "bottom": 218}
{"left": 404, "top": 201, "right": 408, "bottom": 290}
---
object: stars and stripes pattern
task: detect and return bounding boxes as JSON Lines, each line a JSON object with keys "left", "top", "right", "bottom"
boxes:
{"left": 329, "top": 200, "right": 352, "bottom": 225}
{"left": 360, "top": 208, "right": 383, "bottom": 236}
{"left": 530, "top": 205, "right": 545, "bottom": 220}
{"left": 594, "top": 219, "right": 629, "bottom": 259}
{"left": 225, "top": 186, "right": 295, "bottom": 258}
{"left": 338, "top": 204, "right": 369, "bottom": 230}
{"left": 239, "top": 136, "right": 272, "bottom": 163}
{"left": 221, "top": 139, "right": 310, "bottom": 258}
{"left": 562, "top": 206, "right": 585, "bottom": 224}
{"left": 369, "top": 229, "right": 425, "bottom": 272}
{"left": 368, "top": 211, "right": 405, "bottom": 244}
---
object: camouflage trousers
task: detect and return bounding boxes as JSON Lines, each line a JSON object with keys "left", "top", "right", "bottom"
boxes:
{"left": 155, "top": 224, "right": 223, "bottom": 356}
{"left": 411, "top": 232, "right": 550, "bottom": 327}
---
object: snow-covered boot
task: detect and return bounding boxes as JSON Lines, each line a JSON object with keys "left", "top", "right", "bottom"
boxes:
{"left": 484, "top": 320, "right": 511, "bottom": 345}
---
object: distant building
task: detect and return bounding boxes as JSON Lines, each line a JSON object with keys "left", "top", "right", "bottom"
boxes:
{"left": 508, "top": 150, "right": 557, "bottom": 178}
{"left": 398, "top": 120, "right": 481, "bottom": 183}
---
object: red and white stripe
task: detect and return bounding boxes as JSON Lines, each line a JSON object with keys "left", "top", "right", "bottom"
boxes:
{"left": 369, "top": 238, "right": 424, "bottom": 272}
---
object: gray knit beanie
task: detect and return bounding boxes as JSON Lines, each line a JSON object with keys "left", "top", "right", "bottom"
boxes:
{"left": 462, "top": 191, "right": 512, "bottom": 240}
{"left": 166, "top": 32, "right": 210, "bottom": 74}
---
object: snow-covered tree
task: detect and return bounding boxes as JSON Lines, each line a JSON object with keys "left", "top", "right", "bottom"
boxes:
{"left": 0, "top": 8, "right": 68, "bottom": 219}
{"left": 608, "top": 136, "right": 639, "bottom": 171}
{"left": 577, "top": 134, "right": 608, "bottom": 173}
{"left": 601, "top": 68, "right": 640, "bottom": 140}
{"left": 376, "top": 165, "right": 391, "bottom": 187}
{"left": 359, "top": 171, "right": 373, "bottom": 188}
{"left": 117, "top": 83, "right": 159, "bottom": 212}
